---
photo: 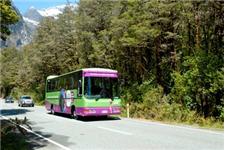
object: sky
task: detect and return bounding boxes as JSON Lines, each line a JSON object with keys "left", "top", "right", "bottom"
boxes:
{"left": 12, "top": 0, "right": 78, "bottom": 14}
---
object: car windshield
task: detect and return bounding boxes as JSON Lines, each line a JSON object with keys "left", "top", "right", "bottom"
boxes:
{"left": 84, "top": 77, "right": 119, "bottom": 99}
{"left": 22, "top": 96, "right": 31, "bottom": 99}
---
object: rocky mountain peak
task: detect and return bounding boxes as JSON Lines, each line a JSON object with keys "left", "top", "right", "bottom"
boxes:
{"left": 24, "top": 6, "right": 43, "bottom": 22}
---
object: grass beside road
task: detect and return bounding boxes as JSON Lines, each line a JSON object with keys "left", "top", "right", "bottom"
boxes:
{"left": 121, "top": 103, "right": 224, "bottom": 130}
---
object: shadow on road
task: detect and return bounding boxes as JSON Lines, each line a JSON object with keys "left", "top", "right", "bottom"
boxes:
{"left": 47, "top": 112, "right": 72, "bottom": 119}
{"left": 0, "top": 109, "right": 32, "bottom": 116}
{"left": 26, "top": 130, "right": 52, "bottom": 150}
{"left": 26, "top": 130, "right": 74, "bottom": 150}
{"left": 80, "top": 116, "right": 121, "bottom": 122}
{"left": 48, "top": 112, "right": 121, "bottom": 122}
{"left": 1, "top": 118, "right": 74, "bottom": 150}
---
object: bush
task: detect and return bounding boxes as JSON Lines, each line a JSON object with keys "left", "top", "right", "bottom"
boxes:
{"left": 1, "top": 117, "right": 32, "bottom": 150}
{"left": 121, "top": 84, "right": 223, "bottom": 129}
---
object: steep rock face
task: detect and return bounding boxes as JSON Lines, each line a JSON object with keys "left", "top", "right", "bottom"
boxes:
{"left": 24, "top": 6, "right": 43, "bottom": 22}
{"left": 23, "top": 7, "right": 41, "bottom": 35}
{"left": 3, "top": 20, "right": 32, "bottom": 47}
{"left": 1, "top": 4, "right": 76, "bottom": 48}
{"left": 1, "top": 5, "right": 33, "bottom": 48}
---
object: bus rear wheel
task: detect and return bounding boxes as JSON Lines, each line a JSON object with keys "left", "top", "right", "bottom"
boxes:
{"left": 71, "top": 105, "right": 76, "bottom": 119}
{"left": 50, "top": 104, "right": 55, "bottom": 114}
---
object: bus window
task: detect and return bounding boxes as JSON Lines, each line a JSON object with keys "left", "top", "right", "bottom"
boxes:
{"left": 74, "top": 79, "right": 78, "bottom": 89}
{"left": 59, "top": 78, "right": 65, "bottom": 90}
{"left": 54, "top": 79, "right": 59, "bottom": 91}
{"left": 47, "top": 80, "right": 51, "bottom": 92}
{"left": 72, "top": 73, "right": 78, "bottom": 89}
{"left": 69, "top": 76, "right": 74, "bottom": 89}
{"left": 52, "top": 80, "right": 56, "bottom": 91}
{"left": 65, "top": 77, "right": 70, "bottom": 90}
{"left": 55, "top": 79, "right": 59, "bottom": 91}
{"left": 78, "top": 80, "right": 82, "bottom": 96}
{"left": 50, "top": 80, "right": 53, "bottom": 92}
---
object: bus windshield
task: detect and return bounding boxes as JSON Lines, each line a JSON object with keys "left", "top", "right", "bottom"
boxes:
{"left": 84, "top": 77, "right": 119, "bottom": 99}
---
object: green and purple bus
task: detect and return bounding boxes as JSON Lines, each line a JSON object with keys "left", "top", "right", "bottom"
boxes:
{"left": 45, "top": 68, "right": 121, "bottom": 118}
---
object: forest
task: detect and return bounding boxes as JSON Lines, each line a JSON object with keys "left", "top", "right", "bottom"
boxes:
{"left": 0, "top": 0, "right": 224, "bottom": 127}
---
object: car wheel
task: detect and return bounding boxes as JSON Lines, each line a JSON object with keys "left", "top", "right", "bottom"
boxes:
{"left": 32, "top": 104, "right": 34, "bottom": 107}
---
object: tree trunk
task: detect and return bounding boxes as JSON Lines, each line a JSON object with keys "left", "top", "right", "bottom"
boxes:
{"left": 195, "top": 4, "right": 201, "bottom": 49}
{"left": 155, "top": 37, "right": 161, "bottom": 86}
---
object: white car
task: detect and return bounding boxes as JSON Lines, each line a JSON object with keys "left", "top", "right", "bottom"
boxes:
{"left": 18, "top": 95, "right": 34, "bottom": 107}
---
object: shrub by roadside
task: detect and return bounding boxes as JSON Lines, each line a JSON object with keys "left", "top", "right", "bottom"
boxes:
{"left": 121, "top": 85, "right": 224, "bottom": 129}
{"left": 1, "top": 117, "right": 32, "bottom": 150}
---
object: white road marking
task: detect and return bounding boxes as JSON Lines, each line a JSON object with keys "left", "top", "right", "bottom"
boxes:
{"left": 0, "top": 115, "right": 71, "bottom": 150}
{"left": 98, "top": 126, "right": 132, "bottom": 135}
{"left": 123, "top": 118, "right": 224, "bottom": 135}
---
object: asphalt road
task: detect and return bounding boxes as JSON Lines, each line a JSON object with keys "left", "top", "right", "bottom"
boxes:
{"left": 0, "top": 99, "right": 224, "bottom": 150}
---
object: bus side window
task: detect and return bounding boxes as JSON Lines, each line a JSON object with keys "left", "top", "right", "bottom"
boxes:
{"left": 47, "top": 80, "right": 51, "bottom": 92}
{"left": 74, "top": 80, "right": 78, "bottom": 89}
{"left": 50, "top": 80, "right": 54, "bottom": 92}
{"left": 59, "top": 78, "right": 64, "bottom": 90}
{"left": 55, "top": 79, "right": 59, "bottom": 91}
{"left": 65, "top": 77, "right": 69, "bottom": 90}
{"left": 54, "top": 79, "right": 58, "bottom": 91}
{"left": 52, "top": 80, "right": 56, "bottom": 92}
{"left": 70, "top": 76, "right": 74, "bottom": 89}
{"left": 78, "top": 80, "right": 82, "bottom": 96}
{"left": 74, "top": 74, "right": 78, "bottom": 89}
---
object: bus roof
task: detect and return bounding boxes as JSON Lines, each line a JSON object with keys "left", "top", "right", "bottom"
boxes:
{"left": 47, "top": 75, "right": 59, "bottom": 80}
{"left": 83, "top": 68, "right": 117, "bottom": 73}
{"left": 46, "top": 68, "right": 118, "bottom": 80}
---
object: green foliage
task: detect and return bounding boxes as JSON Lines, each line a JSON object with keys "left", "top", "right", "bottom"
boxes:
{"left": 125, "top": 86, "right": 191, "bottom": 122}
{"left": 0, "top": 47, "right": 21, "bottom": 97}
{"left": 0, "top": 0, "right": 20, "bottom": 40}
{"left": 122, "top": 88, "right": 223, "bottom": 128}
{"left": 170, "top": 52, "right": 224, "bottom": 120}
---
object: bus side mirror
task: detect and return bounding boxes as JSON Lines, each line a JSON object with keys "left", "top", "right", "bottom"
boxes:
{"left": 78, "top": 80, "right": 82, "bottom": 96}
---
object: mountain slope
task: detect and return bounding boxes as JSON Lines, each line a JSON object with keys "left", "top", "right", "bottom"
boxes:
{"left": 0, "top": 4, "right": 32, "bottom": 48}
{"left": 1, "top": 4, "right": 76, "bottom": 48}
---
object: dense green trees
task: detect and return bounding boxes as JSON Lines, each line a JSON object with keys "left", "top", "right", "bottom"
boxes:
{"left": 0, "top": 47, "right": 20, "bottom": 96}
{"left": 0, "top": 0, "right": 19, "bottom": 97}
{"left": 0, "top": 0, "right": 223, "bottom": 125}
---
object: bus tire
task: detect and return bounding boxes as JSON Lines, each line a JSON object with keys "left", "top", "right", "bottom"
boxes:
{"left": 50, "top": 104, "right": 55, "bottom": 114}
{"left": 102, "top": 115, "right": 108, "bottom": 119}
{"left": 71, "top": 105, "right": 75, "bottom": 119}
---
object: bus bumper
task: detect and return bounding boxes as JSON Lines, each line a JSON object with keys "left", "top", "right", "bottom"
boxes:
{"left": 76, "top": 106, "right": 121, "bottom": 116}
